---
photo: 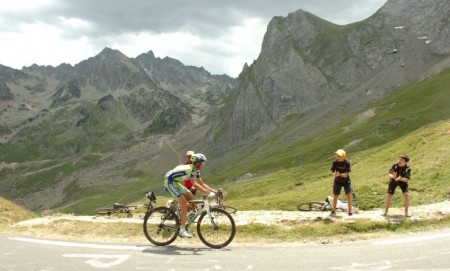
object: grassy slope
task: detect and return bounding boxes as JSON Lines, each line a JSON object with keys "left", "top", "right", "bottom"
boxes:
{"left": 0, "top": 197, "right": 37, "bottom": 227}
{"left": 223, "top": 120, "right": 450, "bottom": 210}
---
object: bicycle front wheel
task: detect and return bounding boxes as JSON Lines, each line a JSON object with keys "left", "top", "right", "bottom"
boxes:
{"left": 297, "top": 201, "right": 326, "bottom": 211}
{"left": 197, "top": 208, "right": 236, "bottom": 249}
{"left": 221, "top": 205, "right": 237, "bottom": 214}
{"left": 143, "top": 207, "right": 179, "bottom": 246}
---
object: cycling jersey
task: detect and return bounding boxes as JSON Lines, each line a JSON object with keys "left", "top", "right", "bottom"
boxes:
{"left": 184, "top": 170, "right": 201, "bottom": 190}
{"left": 164, "top": 164, "right": 195, "bottom": 198}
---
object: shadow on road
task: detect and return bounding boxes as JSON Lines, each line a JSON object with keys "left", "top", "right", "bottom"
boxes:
{"left": 140, "top": 245, "right": 231, "bottom": 256}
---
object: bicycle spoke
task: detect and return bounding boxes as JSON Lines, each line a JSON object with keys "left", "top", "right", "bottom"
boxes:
{"left": 197, "top": 208, "right": 236, "bottom": 249}
{"left": 143, "top": 207, "right": 179, "bottom": 246}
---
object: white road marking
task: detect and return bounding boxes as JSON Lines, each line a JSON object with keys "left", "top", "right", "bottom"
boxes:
{"left": 332, "top": 260, "right": 392, "bottom": 270}
{"left": 63, "top": 254, "right": 129, "bottom": 268}
{"left": 372, "top": 232, "right": 450, "bottom": 245}
{"left": 10, "top": 237, "right": 144, "bottom": 251}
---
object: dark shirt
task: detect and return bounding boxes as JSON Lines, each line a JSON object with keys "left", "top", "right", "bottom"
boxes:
{"left": 389, "top": 163, "right": 411, "bottom": 180}
{"left": 330, "top": 159, "right": 351, "bottom": 182}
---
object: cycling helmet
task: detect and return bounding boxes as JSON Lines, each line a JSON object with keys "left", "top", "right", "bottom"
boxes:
{"left": 186, "top": 150, "right": 194, "bottom": 156}
{"left": 335, "top": 149, "right": 346, "bottom": 157}
{"left": 190, "top": 153, "right": 207, "bottom": 163}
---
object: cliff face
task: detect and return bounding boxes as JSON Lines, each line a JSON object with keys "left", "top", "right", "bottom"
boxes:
{"left": 208, "top": 0, "right": 450, "bottom": 153}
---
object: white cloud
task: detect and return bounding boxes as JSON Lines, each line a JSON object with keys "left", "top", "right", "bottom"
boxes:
{"left": 0, "top": 0, "right": 388, "bottom": 76}
{"left": 0, "top": 21, "right": 95, "bottom": 68}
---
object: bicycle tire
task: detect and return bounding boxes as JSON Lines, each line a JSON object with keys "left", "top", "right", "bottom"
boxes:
{"left": 143, "top": 207, "right": 179, "bottom": 246}
{"left": 95, "top": 208, "right": 114, "bottom": 216}
{"left": 221, "top": 205, "right": 237, "bottom": 214}
{"left": 297, "top": 201, "right": 327, "bottom": 211}
{"left": 197, "top": 208, "right": 236, "bottom": 249}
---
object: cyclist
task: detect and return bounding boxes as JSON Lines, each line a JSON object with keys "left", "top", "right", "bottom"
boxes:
{"left": 183, "top": 151, "right": 214, "bottom": 196}
{"left": 164, "top": 153, "right": 215, "bottom": 238}
{"left": 183, "top": 150, "right": 196, "bottom": 194}
{"left": 183, "top": 150, "right": 194, "bottom": 165}
{"left": 329, "top": 149, "right": 353, "bottom": 217}
{"left": 383, "top": 154, "right": 411, "bottom": 217}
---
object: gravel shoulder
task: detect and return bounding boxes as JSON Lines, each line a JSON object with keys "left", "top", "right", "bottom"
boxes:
{"left": 14, "top": 200, "right": 450, "bottom": 227}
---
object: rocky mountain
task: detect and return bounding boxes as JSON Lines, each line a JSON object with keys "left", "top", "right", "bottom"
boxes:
{"left": 207, "top": 0, "right": 450, "bottom": 154}
{"left": 0, "top": 48, "right": 234, "bottom": 210}
{"left": 0, "top": 48, "right": 235, "bottom": 141}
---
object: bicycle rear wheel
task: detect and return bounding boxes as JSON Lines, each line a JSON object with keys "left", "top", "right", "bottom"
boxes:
{"left": 95, "top": 208, "right": 114, "bottom": 216}
{"left": 143, "top": 207, "right": 179, "bottom": 246}
{"left": 297, "top": 201, "right": 327, "bottom": 211}
{"left": 197, "top": 208, "right": 236, "bottom": 249}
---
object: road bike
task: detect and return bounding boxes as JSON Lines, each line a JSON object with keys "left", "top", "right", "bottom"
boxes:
{"left": 143, "top": 192, "right": 236, "bottom": 249}
{"left": 95, "top": 191, "right": 157, "bottom": 218}
{"left": 212, "top": 188, "right": 237, "bottom": 214}
{"left": 297, "top": 190, "right": 359, "bottom": 211}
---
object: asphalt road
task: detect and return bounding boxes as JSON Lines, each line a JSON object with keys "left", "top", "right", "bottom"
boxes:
{"left": 1, "top": 231, "right": 450, "bottom": 270}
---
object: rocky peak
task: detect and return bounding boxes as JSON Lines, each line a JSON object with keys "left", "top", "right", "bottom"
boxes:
{"left": 73, "top": 47, "right": 156, "bottom": 91}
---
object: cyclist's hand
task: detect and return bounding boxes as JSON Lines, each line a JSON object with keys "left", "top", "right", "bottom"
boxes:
{"left": 207, "top": 191, "right": 216, "bottom": 198}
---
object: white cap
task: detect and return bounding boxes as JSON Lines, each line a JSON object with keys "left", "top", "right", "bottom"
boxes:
{"left": 186, "top": 150, "right": 195, "bottom": 156}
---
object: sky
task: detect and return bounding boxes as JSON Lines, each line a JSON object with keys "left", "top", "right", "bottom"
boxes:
{"left": 0, "top": 0, "right": 388, "bottom": 77}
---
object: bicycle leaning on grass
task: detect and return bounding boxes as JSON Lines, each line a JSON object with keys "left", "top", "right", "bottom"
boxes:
{"left": 297, "top": 189, "right": 359, "bottom": 212}
{"left": 213, "top": 188, "right": 237, "bottom": 214}
{"left": 95, "top": 191, "right": 157, "bottom": 218}
{"left": 143, "top": 192, "right": 236, "bottom": 249}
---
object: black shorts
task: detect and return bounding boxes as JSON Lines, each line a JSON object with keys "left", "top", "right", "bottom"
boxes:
{"left": 388, "top": 179, "right": 409, "bottom": 194}
{"left": 333, "top": 180, "right": 352, "bottom": 195}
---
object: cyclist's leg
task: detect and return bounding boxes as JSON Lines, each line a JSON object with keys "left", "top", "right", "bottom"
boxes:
{"left": 165, "top": 178, "right": 189, "bottom": 226}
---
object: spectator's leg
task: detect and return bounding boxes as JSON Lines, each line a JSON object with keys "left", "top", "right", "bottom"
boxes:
{"left": 384, "top": 193, "right": 393, "bottom": 216}
{"left": 345, "top": 193, "right": 352, "bottom": 214}
{"left": 403, "top": 192, "right": 410, "bottom": 217}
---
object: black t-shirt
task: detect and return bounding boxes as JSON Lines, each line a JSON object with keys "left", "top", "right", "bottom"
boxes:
{"left": 389, "top": 163, "right": 411, "bottom": 180}
{"left": 330, "top": 159, "right": 351, "bottom": 182}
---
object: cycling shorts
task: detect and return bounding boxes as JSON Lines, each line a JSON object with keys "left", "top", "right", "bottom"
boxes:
{"left": 164, "top": 178, "right": 189, "bottom": 198}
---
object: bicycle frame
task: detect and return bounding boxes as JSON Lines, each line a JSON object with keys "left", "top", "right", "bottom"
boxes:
{"left": 169, "top": 196, "right": 217, "bottom": 230}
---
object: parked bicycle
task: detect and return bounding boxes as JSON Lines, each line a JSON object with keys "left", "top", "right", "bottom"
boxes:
{"left": 297, "top": 190, "right": 359, "bottom": 212}
{"left": 95, "top": 191, "right": 157, "bottom": 218}
{"left": 212, "top": 188, "right": 237, "bottom": 214}
{"left": 143, "top": 192, "right": 236, "bottom": 249}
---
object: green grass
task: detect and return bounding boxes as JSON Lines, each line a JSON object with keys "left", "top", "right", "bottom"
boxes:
{"left": 222, "top": 120, "right": 450, "bottom": 211}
